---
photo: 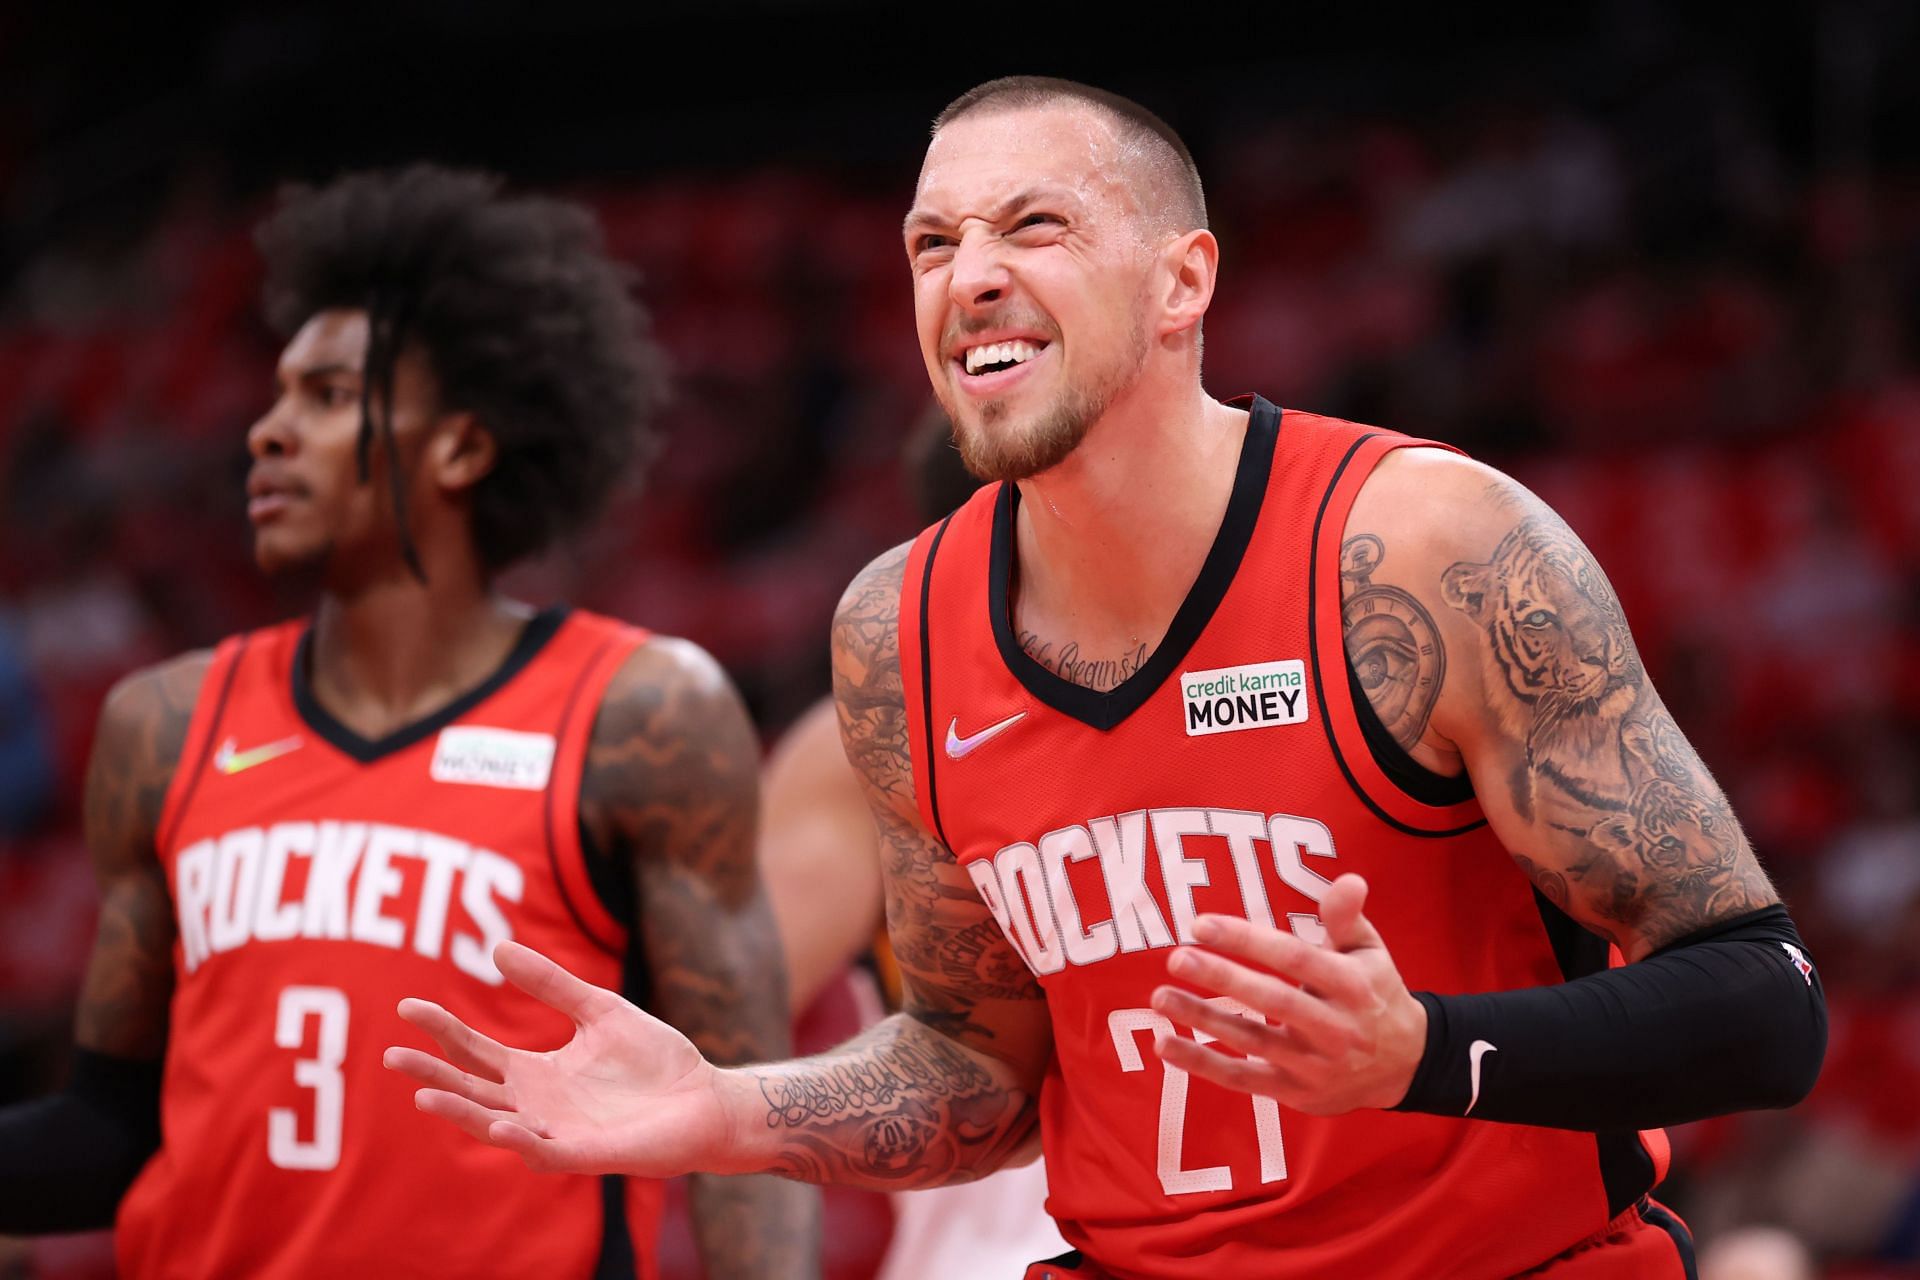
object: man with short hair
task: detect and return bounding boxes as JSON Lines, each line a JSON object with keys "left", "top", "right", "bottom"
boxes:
{"left": 393, "top": 82, "right": 1825, "bottom": 1278}
{"left": 0, "top": 164, "right": 816, "bottom": 1279}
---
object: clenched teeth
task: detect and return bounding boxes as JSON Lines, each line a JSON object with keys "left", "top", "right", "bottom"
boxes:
{"left": 964, "top": 340, "right": 1043, "bottom": 375}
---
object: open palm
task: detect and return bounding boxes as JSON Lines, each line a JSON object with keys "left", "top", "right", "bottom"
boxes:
{"left": 385, "top": 940, "right": 740, "bottom": 1176}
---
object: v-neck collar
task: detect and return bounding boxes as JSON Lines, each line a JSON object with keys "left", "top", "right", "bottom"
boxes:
{"left": 989, "top": 395, "right": 1281, "bottom": 732}
{"left": 291, "top": 605, "right": 569, "bottom": 764}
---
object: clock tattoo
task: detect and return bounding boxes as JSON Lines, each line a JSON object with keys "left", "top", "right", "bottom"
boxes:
{"left": 1340, "top": 533, "right": 1445, "bottom": 753}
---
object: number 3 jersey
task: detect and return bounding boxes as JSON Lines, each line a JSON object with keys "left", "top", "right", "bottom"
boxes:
{"left": 899, "top": 399, "right": 1686, "bottom": 1279}
{"left": 116, "top": 607, "right": 660, "bottom": 1280}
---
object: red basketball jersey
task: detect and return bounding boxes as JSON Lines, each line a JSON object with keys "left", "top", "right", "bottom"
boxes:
{"left": 117, "top": 608, "right": 662, "bottom": 1280}
{"left": 899, "top": 399, "right": 1684, "bottom": 1279}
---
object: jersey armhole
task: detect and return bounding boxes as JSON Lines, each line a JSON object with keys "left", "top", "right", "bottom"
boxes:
{"left": 1308, "top": 434, "right": 1488, "bottom": 838}
{"left": 899, "top": 516, "right": 956, "bottom": 851}
{"left": 153, "top": 635, "right": 248, "bottom": 856}
{"left": 544, "top": 627, "right": 649, "bottom": 958}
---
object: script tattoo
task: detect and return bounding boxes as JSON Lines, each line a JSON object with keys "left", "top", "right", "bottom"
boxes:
{"left": 1017, "top": 632, "right": 1149, "bottom": 692}
{"left": 76, "top": 652, "right": 209, "bottom": 1058}
{"left": 581, "top": 641, "right": 816, "bottom": 1279}
{"left": 760, "top": 1021, "right": 995, "bottom": 1127}
{"left": 1339, "top": 533, "right": 1446, "bottom": 752}
{"left": 756, "top": 1017, "right": 1033, "bottom": 1187}
{"left": 1442, "top": 509, "right": 1774, "bottom": 952}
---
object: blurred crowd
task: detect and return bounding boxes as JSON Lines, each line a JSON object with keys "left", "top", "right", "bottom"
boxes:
{"left": 3, "top": 58, "right": 1918, "bottom": 1280}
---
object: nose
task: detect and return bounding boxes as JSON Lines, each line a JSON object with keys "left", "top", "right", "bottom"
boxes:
{"left": 948, "top": 226, "right": 1009, "bottom": 313}
{"left": 247, "top": 395, "right": 296, "bottom": 460}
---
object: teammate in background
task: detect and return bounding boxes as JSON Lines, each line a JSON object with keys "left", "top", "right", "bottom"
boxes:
{"left": 0, "top": 166, "right": 817, "bottom": 1279}
{"left": 391, "top": 81, "right": 1828, "bottom": 1279}
{"left": 759, "top": 404, "right": 1069, "bottom": 1280}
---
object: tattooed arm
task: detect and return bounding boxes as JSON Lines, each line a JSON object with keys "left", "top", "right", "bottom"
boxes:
{"left": 0, "top": 651, "right": 205, "bottom": 1232}
{"left": 581, "top": 640, "right": 818, "bottom": 1279}
{"left": 752, "top": 543, "right": 1051, "bottom": 1186}
{"left": 390, "top": 548, "right": 1050, "bottom": 1189}
{"left": 1162, "top": 449, "right": 1819, "bottom": 1130}
{"left": 1342, "top": 450, "right": 1777, "bottom": 959}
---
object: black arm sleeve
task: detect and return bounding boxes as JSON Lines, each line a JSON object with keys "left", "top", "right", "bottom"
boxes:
{"left": 1393, "top": 905, "right": 1826, "bottom": 1131}
{"left": 0, "top": 1048, "right": 162, "bottom": 1233}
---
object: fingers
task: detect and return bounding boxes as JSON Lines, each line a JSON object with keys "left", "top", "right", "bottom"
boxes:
{"left": 1159, "top": 948, "right": 1348, "bottom": 1047}
{"left": 1151, "top": 985, "right": 1315, "bottom": 1061}
{"left": 1153, "top": 1032, "right": 1305, "bottom": 1098}
{"left": 1316, "top": 874, "right": 1384, "bottom": 952}
{"left": 1189, "top": 915, "right": 1370, "bottom": 1004}
{"left": 484, "top": 1120, "right": 615, "bottom": 1175}
{"left": 383, "top": 1046, "right": 514, "bottom": 1111}
{"left": 396, "top": 999, "right": 510, "bottom": 1082}
{"left": 413, "top": 1088, "right": 538, "bottom": 1147}
{"left": 495, "top": 940, "right": 624, "bottom": 1025}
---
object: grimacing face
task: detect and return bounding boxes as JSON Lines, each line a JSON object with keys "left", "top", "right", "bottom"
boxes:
{"left": 905, "top": 106, "right": 1163, "bottom": 483}
{"left": 245, "top": 309, "right": 442, "bottom": 578}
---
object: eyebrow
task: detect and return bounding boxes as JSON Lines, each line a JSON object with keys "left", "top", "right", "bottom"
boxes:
{"left": 902, "top": 186, "right": 1075, "bottom": 236}
{"left": 275, "top": 362, "right": 362, "bottom": 387}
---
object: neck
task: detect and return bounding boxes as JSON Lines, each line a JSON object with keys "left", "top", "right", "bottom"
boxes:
{"left": 1011, "top": 379, "right": 1247, "bottom": 650}
{"left": 307, "top": 538, "right": 531, "bottom": 740}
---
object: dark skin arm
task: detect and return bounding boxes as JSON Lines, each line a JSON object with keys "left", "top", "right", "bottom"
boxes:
{"left": 579, "top": 639, "right": 819, "bottom": 1280}
{"left": 75, "top": 651, "right": 209, "bottom": 1058}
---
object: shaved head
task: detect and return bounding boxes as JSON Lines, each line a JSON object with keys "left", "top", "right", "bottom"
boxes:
{"left": 933, "top": 76, "right": 1207, "bottom": 239}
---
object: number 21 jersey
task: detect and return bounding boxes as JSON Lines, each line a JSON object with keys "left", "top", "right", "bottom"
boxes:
{"left": 116, "top": 607, "right": 659, "bottom": 1279}
{"left": 899, "top": 399, "right": 1680, "bottom": 1278}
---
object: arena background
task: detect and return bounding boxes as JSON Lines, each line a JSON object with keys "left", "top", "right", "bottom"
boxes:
{"left": 2, "top": 3, "right": 1917, "bottom": 1277}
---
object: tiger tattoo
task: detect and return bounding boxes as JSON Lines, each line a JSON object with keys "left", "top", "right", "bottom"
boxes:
{"left": 1440, "top": 517, "right": 1645, "bottom": 820}
{"left": 1584, "top": 720, "right": 1747, "bottom": 932}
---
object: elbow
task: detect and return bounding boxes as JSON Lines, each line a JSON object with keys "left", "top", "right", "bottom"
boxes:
{"left": 1747, "top": 978, "right": 1829, "bottom": 1112}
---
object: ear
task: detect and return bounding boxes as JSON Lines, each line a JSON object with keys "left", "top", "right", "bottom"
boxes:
{"left": 1620, "top": 721, "right": 1660, "bottom": 773}
{"left": 1587, "top": 815, "right": 1637, "bottom": 853}
{"left": 1157, "top": 228, "right": 1218, "bottom": 340}
{"left": 1440, "top": 562, "right": 1492, "bottom": 621}
{"left": 423, "top": 412, "right": 497, "bottom": 496}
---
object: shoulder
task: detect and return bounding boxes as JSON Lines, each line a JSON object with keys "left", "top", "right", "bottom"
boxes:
{"left": 1344, "top": 446, "right": 1541, "bottom": 568}
{"left": 830, "top": 542, "right": 916, "bottom": 814}
{"left": 585, "top": 634, "right": 757, "bottom": 784}
{"left": 597, "top": 634, "right": 747, "bottom": 723}
{"left": 95, "top": 648, "right": 217, "bottom": 768}
{"left": 832, "top": 541, "right": 913, "bottom": 650}
{"left": 85, "top": 648, "right": 217, "bottom": 866}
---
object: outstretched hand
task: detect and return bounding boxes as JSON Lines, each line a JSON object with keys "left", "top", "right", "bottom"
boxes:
{"left": 1150, "top": 873, "right": 1428, "bottom": 1115}
{"left": 385, "top": 940, "right": 744, "bottom": 1176}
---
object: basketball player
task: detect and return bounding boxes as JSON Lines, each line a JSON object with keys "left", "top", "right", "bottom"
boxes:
{"left": 0, "top": 166, "right": 816, "bottom": 1278}
{"left": 389, "top": 82, "right": 1828, "bottom": 1278}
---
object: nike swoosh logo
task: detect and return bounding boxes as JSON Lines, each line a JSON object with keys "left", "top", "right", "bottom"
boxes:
{"left": 944, "top": 712, "right": 1027, "bottom": 760}
{"left": 1465, "top": 1039, "right": 1497, "bottom": 1116}
{"left": 213, "top": 734, "right": 305, "bottom": 775}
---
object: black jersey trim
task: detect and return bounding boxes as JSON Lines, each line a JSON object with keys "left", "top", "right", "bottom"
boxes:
{"left": 591, "top": 1173, "right": 637, "bottom": 1280}
{"left": 1530, "top": 889, "right": 1657, "bottom": 1218}
{"left": 1641, "top": 1199, "right": 1699, "bottom": 1279}
{"left": 291, "top": 605, "right": 569, "bottom": 764}
{"left": 988, "top": 395, "right": 1281, "bottom": 731}
{"left": 919, "top": 512, "right": 959, "bottom": 852}
{"left": 156, "top": 636, "right": 249, "bottom": 856}
{"left": 576, "top": 815, "right": 637, "bottom": 935}
{"left": 1346, "top": 660, "right": 1475, "bottom": 806}
{"left": 1307, "top": 436, "right": 1486, "bottom": 839}
{"left": 545, "top": 634, "right": 625, "bottom": 959}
